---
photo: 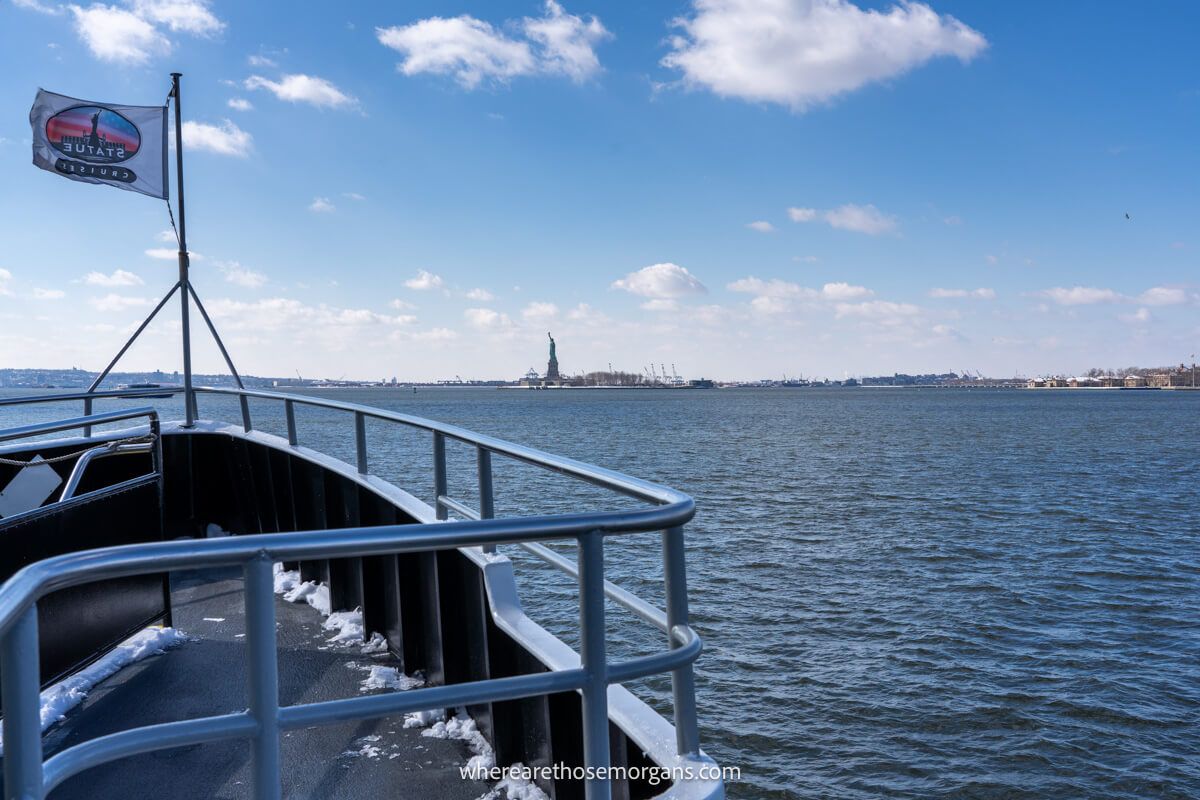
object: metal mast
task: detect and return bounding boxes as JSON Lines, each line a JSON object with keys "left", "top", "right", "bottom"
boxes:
{"left": 170, "top": 72, "right": 194, "bottom": 426}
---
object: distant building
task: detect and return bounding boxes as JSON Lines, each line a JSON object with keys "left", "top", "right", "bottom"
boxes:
{"left": 1027, "top": 378, "right": 1045, "bottom": 388}
{"left": 1124, "top": 374, "right": 1147, "bottom": 388}
{"left": 1148, "top": 365, "right": 1196, "bottom": 388}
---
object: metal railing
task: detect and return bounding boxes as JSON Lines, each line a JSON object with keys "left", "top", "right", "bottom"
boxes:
{"left": 0, "top": 388, "right": 706, "bottom": 800}
{"left": 0, "top": 407, "right": 162, "bottom": 515}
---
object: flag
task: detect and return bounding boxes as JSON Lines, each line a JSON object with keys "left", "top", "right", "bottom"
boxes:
{"left": 29, "top": 89, "right": 168, "bottom": 200}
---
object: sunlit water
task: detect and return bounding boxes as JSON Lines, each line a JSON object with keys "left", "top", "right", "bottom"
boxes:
{"left": 2, "top": 387, "right": 1197, "bottom": 799}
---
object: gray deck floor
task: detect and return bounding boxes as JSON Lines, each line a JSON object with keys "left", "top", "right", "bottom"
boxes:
{"left": 38, "top": 568, "right": 490, "bottom": 800}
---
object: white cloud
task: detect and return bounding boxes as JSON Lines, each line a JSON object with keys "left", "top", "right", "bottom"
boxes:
{"left": 0, "top": 268, "right": 11, "bottom": 295}
{"left": 155, "top": 229, "right": 176, "bottom": 243}
{"left": 788, "top": 203, "right": 897, "bottom": 235}
{"left": 821, "top": 281, "right": 872, "bottom": 300}
{"left": 834, "top": 300, "right": 920, "bottom": 319}
{"left": 522, "top": 0, "right": 611, "bottom": 82}
{"left": 929, "top": 287, "right": 995, "bottom": 299}
{"left": 566, "top": 302, "right": 608, "bottom": 323}
{"left": 378, "top": 16, "right": 533, "bottom": 88}
{"left": 409, "top": 327, "right": 457, "bottom": 342}
{"left": 376, "top": 1, "right": 609, "bottom": 89}
{"left": 930, "top": 323, "right": 964, "bottom": 341}
{"left": 465, "top": 287, "right": 494, "bottom": 301}
{"left": 208, "top": 297, "right": 415, "bottom": 334}
{"left": 84, "top": 269, "right": 144, "bottom": 286}
{"left": 244, "top": 74, "right": 358, "bottom": 110}
{"left": 522, "top": 301, "right": 559, "bottom": 320}
{"left": 90, "top": 293, "right": 153, "bottom": 312}
{"left": 822, "top": 203, "right": 897, "bottom": 235}
{"left": 1120, "top": 307, "right": 1151, "bottom": 324}
{"left": 750, "top": 295, "right": 789, "bottom": 315}
{"left": 746, "top": 220, "right": 775, "bottom": 233}
{"left": 1138, "top": 286, "right": 1187, "bottom": 306}
{"left": 612, "top": 263, "right": 707, "bottom": 298}
{"left": 661, "top": 0, "right": 987, "bottom": 111}
{"left": 218, "top": 261, "right": 267, "bottom": 289}
{"left": 308, "top": 197, "right": 336, "bottom": 213}
{"left": 642, "top": 298, "right": 679, "bottom": 312}
{"left": 342, "top": 192, "right": 366, "bottom": 201}
{"left": 1039, "top": 286, "right": 1121, "bottom": 306}
{"left": 728, "top": 277, "right": 870, "bottom": 313}
{"left": 728, "top": 276, "right": 811, "bottom": 298}
{"left": 68, "top": 3, "right": 170, "bottom": 64}
{"left": 405, "top": 270, "right": 444, "bottom": 290}
{"left": 33, "top": 288, "right": 66, "bottom": 300}
{"left": 63, "top": 0, "right": 221, "bottom": 64}
{"left": 227, "top": 97, "right": 253, "bottom": 111}
{"left": 464, "top": 307, "right": 513, "bottom": 329}
{"left": 389, "top": 298, "right": 416, "bottom": 310}
{"left": 13, "top": 0, "right": 63, "bottom": 14}
{"left": 129, "top": 0, "right": 222, "bottom": 35}
{"left": 180, "top": 119, "right": 252, "bottom": 157}
{"left": 248, "top": 54, "right": 277, "bottom": 68}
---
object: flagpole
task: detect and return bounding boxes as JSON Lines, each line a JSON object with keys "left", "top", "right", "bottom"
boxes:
{"left": 170, "top": 72, "right": 195, "bottom": 427}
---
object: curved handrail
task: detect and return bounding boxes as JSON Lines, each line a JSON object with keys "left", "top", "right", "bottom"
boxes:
{"left": 0, "top": 503, "right": 693, "bottom": 638}
{"left": 196, "top": 386, "right": 688, "bottom": 506}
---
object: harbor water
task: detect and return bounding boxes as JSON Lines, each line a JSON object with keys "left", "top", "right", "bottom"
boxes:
{"left": 1, "top": 387, "right": 1197, "bottom": 799}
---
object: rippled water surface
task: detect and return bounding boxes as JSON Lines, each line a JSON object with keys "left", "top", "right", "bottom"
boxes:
{"left": 3, "top": 387, "right": 1197, "bottom": 799}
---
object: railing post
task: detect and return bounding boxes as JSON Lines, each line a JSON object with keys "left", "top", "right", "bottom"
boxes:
{"left": 577, "top": 531, "right": 611, "bottom": 800}
{"left": 2, "top": 605, "right": 45, "bottom": 800}
{"left": 285, "top": 400, "right": 297, "bottom": 446}
{"left": 83, "top": 396, "right": 93, "bottom": 438}
{"left": 432, "top": 432, "right": 447, "bottom": 521}
{"left": 240, "top": 394, "right": 252, "bottom": 433}
{"left": 244, "top": 556, "right": 281, "bottom": 800}
{"left": 663, "top": 525, "right": 700, "bottom": 756}
{"left": 476, "top": 447, "right": 495, "bottom": 553}
{"left": 354, "top": 412, "right": 368, "bottom": 474}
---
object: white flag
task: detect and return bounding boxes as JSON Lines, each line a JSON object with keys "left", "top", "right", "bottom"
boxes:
{"left": 29, "top": 89, "right": 168, "bottom": 200}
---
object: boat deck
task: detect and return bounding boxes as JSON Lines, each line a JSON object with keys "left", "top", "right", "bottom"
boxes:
{"left": 36, "top": 569, "right": 490, "bottom": 800}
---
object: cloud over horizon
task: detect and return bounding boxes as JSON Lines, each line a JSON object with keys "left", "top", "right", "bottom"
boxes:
{"left": 661, "top": 0, "right": 986, "bottom": 111}
{"left": 376, "top": 1, "right": 610, "bottom": 89}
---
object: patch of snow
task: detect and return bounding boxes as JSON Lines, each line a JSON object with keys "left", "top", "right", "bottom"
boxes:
{"left": 421, "top": 711, "right": 496, "bottom": 773}
{"left": 361, "top": 632, "right": 389, "bottom": 654}
{"left": 205, "top": 523, "right": 231, "bottom": 538}
{"left": 282, "top": 580, "right": 331, "bottom": 615}
{"left": 202, "top": 617, "right": 225, "bottom": 622}
{"left": 0, "top": 627, "right": 189, "bottom": 755}
{"left": 272, "top": 565, "right": 301, "bottom": 594}
{"left": 358, "top": 665, "right": 424, "bottom": 693}
{"left": 475, "top": 766, "right": 552, "bottom": 800}
{"left": 342, "top": 734, "right": 384, "bottom": 760}
{"left": 478, "top": 549, "right": 509, "bottom": 565}
{"left": 403, "top": 708, "right": 445, "bottom": 729}
{"left": 323, "top": 609, "right": 364, "bottom": 644}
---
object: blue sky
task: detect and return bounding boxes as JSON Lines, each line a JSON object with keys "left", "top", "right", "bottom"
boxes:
{"left": 0, "top": 0, "right": 1197, "bottom": 381}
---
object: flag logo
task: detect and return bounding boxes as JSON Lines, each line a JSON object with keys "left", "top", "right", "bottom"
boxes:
{"left": 46, "top": 105, "right": 141, "bottom": 164}
{"left": 30, "top": 89, "right": 167, "bottom": 199}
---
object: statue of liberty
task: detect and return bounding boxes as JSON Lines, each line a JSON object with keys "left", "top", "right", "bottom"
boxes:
{"left": 546, "top": 332, "right": 560, "bottom": 381}
{"left": 88, "top": 111, "right": 102, "bottom": 148}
